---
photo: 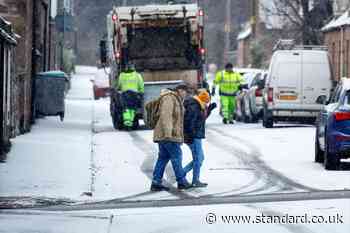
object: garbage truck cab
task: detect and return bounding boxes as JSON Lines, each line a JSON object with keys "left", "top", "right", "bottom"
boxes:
{"left": 102, "top": 0, "right": 205, "bottom": 130}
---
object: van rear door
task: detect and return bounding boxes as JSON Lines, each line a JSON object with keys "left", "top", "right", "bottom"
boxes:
{"left": 274, "top": 52, "right": 302, "bottom": 105}
{"left": 301, "top": 51, "right": 332, "bottom": 106}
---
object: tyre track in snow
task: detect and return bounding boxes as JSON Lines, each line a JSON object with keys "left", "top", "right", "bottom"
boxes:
{"left": 207, "top": 126, "right": 322, "bottom": 195}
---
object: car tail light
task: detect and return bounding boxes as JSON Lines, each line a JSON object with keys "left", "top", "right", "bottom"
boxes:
{"left": 115, "top": 51, "right": 121, "bottom": 59}
{"left": 334, "top": 112, "right": 350, "bottom": 121}
{"left": 255, "top": 89, "right": 262, "bottom": 97}
{"left": 268, "top": 88, "right": 273, "bottom": 102}
{"left": 198, "top": 10, "right": 204, "bottom": 17}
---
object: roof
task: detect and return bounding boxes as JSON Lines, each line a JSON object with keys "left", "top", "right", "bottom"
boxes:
{"left": 259, "top": 0, "right": 285, "bottom": 30}
{"left": 237, "top": 23, "right": 251, "bottom": 41}
{"left": 0, "top": 16, "right": 17, "bottom": 45}
{"left": 322, "top": 9, "right": 350, "bottom": 32}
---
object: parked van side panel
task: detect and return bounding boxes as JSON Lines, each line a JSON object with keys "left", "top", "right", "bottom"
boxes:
{"left": 301, "top": 51, "right": 332, "bottom": 108}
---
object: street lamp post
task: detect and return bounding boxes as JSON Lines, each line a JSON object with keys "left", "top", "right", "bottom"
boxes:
{"left": 224, "top": 0, "right": 231, "bottom": 64}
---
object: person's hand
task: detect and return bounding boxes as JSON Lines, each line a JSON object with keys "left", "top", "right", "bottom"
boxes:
{"left": 208, "top": 102, "right": 217, "bottom": 112}
{"left": 211, "top": 87, "right": 216, "bottom": 96}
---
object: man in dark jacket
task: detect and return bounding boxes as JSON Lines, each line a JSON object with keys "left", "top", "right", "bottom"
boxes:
{"left": 183, "top": 89, "right": 216, "bottom": 187}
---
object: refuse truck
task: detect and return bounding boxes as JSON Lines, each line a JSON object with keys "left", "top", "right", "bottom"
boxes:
{"left": 100, "top": 0, "right": 206, "bottom": 130}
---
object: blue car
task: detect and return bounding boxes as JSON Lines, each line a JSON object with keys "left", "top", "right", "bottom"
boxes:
{"left": 315, "top": 78, "right": 350, "bottom": 170}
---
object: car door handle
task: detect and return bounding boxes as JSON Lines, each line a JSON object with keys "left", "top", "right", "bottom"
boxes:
{"left": 305, "top": 87, "right": 314, "bottom": 91}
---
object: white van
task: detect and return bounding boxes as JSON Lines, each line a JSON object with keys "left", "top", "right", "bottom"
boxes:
{"left": 262, "top": 48, "right": 333, "bottom": 128}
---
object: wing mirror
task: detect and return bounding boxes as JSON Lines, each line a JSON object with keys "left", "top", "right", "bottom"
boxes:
{"left": 257, "top": 79, "right": 265, "bottom": 89}
{"left": 99, "top": 39, "right": 107, "bottom": 67}
{"left": 316, "top": 95, "right": 328, "bottom": 105}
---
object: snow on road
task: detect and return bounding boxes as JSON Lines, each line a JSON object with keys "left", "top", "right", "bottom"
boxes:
{"left": 0, "top": 199, "right": 349, "bottom": 233}
{"left": 0, "top": 66, "right": 349, "bottom": 205}
{"left": 92, "top": 99, "right": 350, "bottom": 202}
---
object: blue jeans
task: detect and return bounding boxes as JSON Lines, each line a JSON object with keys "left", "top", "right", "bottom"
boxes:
{"left": 152, "top": 141, "right": 187, "bottom": 185}
{"left": 184, "top": 139, "right": 205, "bottom": 183}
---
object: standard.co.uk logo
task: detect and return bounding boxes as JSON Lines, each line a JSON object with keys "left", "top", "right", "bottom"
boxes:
{"left": 205, "top": 212, "right": 344, "bottom": 225}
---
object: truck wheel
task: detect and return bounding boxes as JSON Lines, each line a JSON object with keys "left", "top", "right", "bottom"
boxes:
{"left": 314, "top": 129, "right": 324, "bottom": 163}
{"left": 132, "top": 117, "right": 140, "bottom": 130}
{"left": 324, "top": 137, "right": 340, "bottom": 170}
{"left": 59, "top": 112, "right": 65, "bottom": 122}
{"left": 112, "top": 112, "right": 123, "bottom": 130}
{"left": 263, "top": 108, "right": 273, "bottom": 128}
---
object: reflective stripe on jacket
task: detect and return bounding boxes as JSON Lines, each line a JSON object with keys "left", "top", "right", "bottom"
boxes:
{"left": 214, "top": 70, "right": 244, "bottom": 95}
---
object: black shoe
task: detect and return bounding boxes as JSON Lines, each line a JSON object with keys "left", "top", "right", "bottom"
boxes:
{"left": 229, "top": 120, "right": 235, "bottom": 124}
{"left": 192, "top": 181, "right": 208, "bottom": 188}
{"left": 223, "top": 119, "right": 228, "bottom": 124}
{"left": 177, "top": 181, "right": 192, "bottom": 190}
{"left": 150, "top": 183, "right": 170, "bottom": 192}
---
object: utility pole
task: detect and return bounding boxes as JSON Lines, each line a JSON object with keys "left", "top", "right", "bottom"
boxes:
{"left": 224, "top": 0, "right": 231, "bottom": 65}
{"left": 60, "top": 5, "right": 66, "bottom": 71}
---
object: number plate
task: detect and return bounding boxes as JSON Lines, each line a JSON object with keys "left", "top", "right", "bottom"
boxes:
{"left": 279, "top": 95, "right": 297, "bottom": 100}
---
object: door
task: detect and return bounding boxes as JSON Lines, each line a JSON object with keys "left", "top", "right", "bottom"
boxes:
{"left": 319, "top": 84, "right": 342, "bottom": 149}
{"left": 302, "top": 52, "right": 332, "bottom": 106}
{"left": 274, "top": 52, "right": 302, "bottom": 105}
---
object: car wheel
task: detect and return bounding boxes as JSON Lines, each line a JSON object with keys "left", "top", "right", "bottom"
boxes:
{"left": 242, "top": 103, "right": 250, "bottom": 123}
{"left": 314, "top": 129, "right": 324, "bottom": 163}
{"left": 249, "top": 101, "right": 259, "bottom": 123}
{"left": 263, "top": 107, "right": 273, "bottom": 128}
{"left": 323, "top": 136, "right": 340, "bottom": 170}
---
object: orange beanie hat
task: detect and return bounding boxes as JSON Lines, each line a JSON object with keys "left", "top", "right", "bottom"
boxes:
{"left": 197, "top": 90, "right": 210, "bottom": 104}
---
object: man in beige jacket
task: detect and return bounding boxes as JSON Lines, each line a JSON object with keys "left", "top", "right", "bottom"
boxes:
{"left": 151, "top": 84, "right": 192, "bottom": 192}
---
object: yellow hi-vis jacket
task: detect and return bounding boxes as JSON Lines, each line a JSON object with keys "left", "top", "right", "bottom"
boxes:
{"left": 116, "top": 71, "right": 144, "bottom": 93}
{"left": 214, "top": 70, "right": 244, "bottom": 96}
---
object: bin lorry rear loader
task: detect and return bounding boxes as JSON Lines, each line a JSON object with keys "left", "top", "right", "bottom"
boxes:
{"left": 100, "top": 1, "right": 206, "bottom": 129}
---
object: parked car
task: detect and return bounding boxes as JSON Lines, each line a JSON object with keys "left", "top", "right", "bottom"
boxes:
{"left": 315, "top": 78, "right": 350, "bottom": 170}
{"left": 262, "top": 47, "right": 333, "bottom": 128}
{"left": 92, "top": 68, "right": 110, "bottom": 100}
{"left": 235, "top": 70, "right": 262, "bottom": 122}
{"left": 244, "top": 71, "right": 268, "bottom": 122}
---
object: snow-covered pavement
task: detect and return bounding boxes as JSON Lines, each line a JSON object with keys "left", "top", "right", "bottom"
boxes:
{"left": 0, "top": 66, "right": 96, "bottom": 200}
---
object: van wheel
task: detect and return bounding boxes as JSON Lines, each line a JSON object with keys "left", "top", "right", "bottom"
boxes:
{"left": 323, "top": 137, "right": 340, "bottom": 170}
{"left": 263, "top": 108, "right": 273, "bottom": 128}
{"left": 314, "top": 129, "right": 324, "bottom": 163}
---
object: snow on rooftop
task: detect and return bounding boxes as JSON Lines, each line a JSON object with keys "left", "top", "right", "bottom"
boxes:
{"left": 322, "top": 9, "right": 350, "bottom": 31}
{"left": 237, "top": 24, "right": 252, "bottom": 41}
{"left": 259, "top": 0, "right": 285, "bottom": 30}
